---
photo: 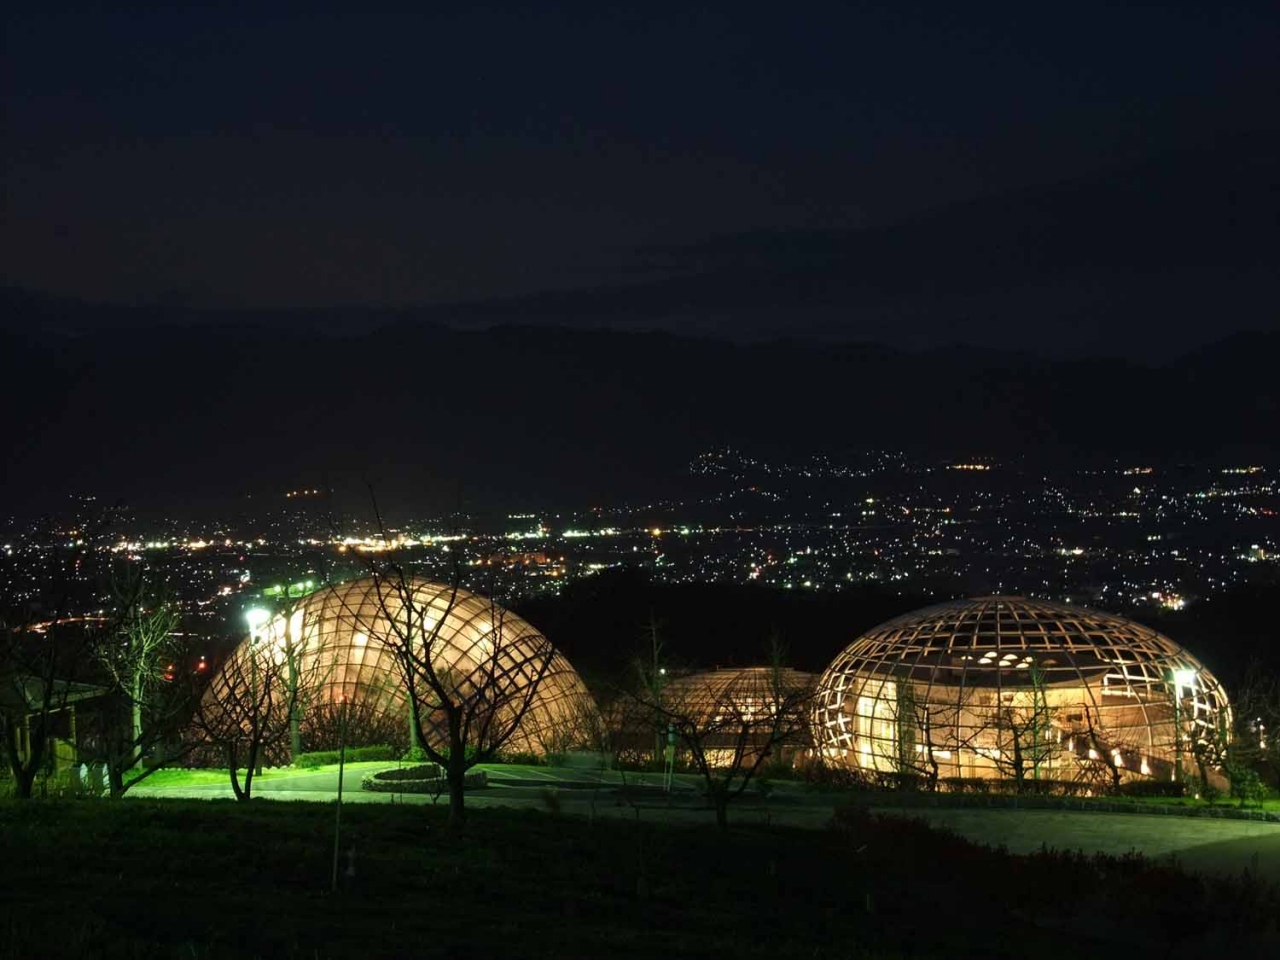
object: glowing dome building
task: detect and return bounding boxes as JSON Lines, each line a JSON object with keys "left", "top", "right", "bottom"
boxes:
{"left": 204, "top": 577, "right": 598, "bottom": 757}
{"left": 663, "top": 667, "right": 817, "bottom": 766}
{"left": 812, "top": 597, "right": 1230, "bottom": 786}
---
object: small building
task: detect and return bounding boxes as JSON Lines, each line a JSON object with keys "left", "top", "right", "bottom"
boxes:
{"left": 1, "top": 675, "right": 107, "bottom": 773}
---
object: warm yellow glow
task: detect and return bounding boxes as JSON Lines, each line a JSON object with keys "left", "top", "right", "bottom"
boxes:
{"left": 812, "top": 597, "right": 1231, "bottom": 787}
{"left": 203, "top": 577, "right": 598, "bottom": 758}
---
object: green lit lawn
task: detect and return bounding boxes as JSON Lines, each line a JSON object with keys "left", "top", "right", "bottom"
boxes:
{"left": 135, "top": 767, "right": 273, "bottom": 787}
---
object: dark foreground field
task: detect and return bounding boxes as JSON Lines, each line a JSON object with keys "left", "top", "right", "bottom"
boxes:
{"left": 2, "top": 800, "right": 1278, "bottom": 959}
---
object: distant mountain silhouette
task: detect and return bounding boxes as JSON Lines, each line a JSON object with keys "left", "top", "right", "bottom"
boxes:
{"left": 5, "top": 132, "right": 1276, "bottom": 360}
{"left": 2, "top": 292, "right": 1275, "bottom": 516}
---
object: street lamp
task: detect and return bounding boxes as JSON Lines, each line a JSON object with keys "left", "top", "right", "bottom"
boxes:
{"left": 1172, "top": 669, "right": 1196, "bottom": 785}
{"left": 244, "top": 608, "right": 271, "bottom": 776}
{"left": 245, "top": 607, "right": 271, "bottom": 639}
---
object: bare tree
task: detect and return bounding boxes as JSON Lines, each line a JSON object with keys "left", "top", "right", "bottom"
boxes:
{"left": 247, "top": 580, "right": 323, "bottom": 764}
{"left": 344, "top": 556, "right": 560, "bottom": 827}
{"left": 193, "top": 636, "right": 285, "bottom": 799}
{"left": 967, "top": 665, "right": 1062, "bottom": 793}
{"left": 626, "top": 641, "right": 814, "bottom": 830}
{"left": 193, "top": 607, "right": 334, "bottom": 800}
{"left": 882, "top": 681, "right": 963, "bottom": 791}
{"left": 1, "top": 546, "right": 102, "bottom": 799}
{"left": 1, "top": 618, "right": 100, "bottom": 798}
{"left": 1224, "top": 661, "right": 1280, "bottom": 800}
{"left": 1182, "top": 669, "right": 1275, "bottom": 806}
{"left": 91, "top": 564, "right": 198, "bottom": 797}
{"left": 328, "top": 492, "right": 574, "bottom": 828}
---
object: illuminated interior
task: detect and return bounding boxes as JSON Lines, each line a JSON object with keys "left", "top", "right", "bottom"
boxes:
{"left": 204, "top": 577, "right": 598, "bottom": 756}
{"left": 812, "top": 597, "right": 1230, "bottom": 786}
{"left": 658, "top": 667, "right": 816, "bottom": 767}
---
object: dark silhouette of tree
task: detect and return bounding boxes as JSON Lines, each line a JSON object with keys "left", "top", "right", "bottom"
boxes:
{"left": 193, "top": 609, "right": 334, "bottom": 801}
{"left": 625, "top": 641, "right": 813, "bottom": 830}
{"left": 1, "top": 547, "right": 101, "bottom": 799}
{"left": 91, "top": 564, "right": 198, "bottom": 798}
{"left": 343, "top": 559, "right": 559, "bottom": 828}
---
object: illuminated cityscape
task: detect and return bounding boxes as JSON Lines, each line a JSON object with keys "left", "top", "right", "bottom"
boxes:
{"left": 4, "top": 6, "right": 1278, "bottom": 957}
{"left": 6, "top": 451, "right": 1273, "bottom": 627}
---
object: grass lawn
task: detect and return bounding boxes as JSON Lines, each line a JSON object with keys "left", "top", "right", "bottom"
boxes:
{"left": 133, "top": 762, "right": 385, "bottom": 789}
{"left": 2, "top": 799, "right": 1278, "bottom": 959}
{"left": 878, "top": 808, "right": 1280, "bottom": 881}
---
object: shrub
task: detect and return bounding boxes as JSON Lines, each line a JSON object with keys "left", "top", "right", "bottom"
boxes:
{"left": 498, "top": 750, "right": 546, "bottom": 767}
{"left": 1115, "top": 779, "right": 1185, "bottom": 799}
{"left": 295, "top": 744, "right": 398, "bottom": 768}
{"left": 1227, "top": 765, "right": 1269, "bottom": 807}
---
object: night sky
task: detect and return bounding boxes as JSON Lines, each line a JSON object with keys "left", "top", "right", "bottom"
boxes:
{"left": 4, "top": 4, "right": 1278, "bottom": 360}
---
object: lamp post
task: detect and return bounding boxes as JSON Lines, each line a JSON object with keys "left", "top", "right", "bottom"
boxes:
{"left": 244, "top": 608, "right": 271, "bottom": 777}
{"left": 262, "top": 580, "right": 316, "bottom": 765}
{"left": 1172, "top": 668, "right": 1196, "bottom": 785}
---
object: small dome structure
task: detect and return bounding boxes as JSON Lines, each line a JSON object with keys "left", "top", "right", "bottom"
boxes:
{"left": 615, "top": 667, "right": 816, "bottom": 768}
{"left": 204, "top": 577, "right": 598, "bottom": 757}
{"left": 812, "top": 597, "right": 1229, "bottom": 785}
{"left": 662, "top": 667, "right": 817, "bottom": 725}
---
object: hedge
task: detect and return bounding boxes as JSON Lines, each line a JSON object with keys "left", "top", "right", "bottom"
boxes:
{"left": 295, "top": 745, "right": 398, "bottom": 768}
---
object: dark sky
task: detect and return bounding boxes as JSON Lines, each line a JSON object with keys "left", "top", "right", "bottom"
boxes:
{"left": 4, "top": 4, "right": 1278, "bottom": 357}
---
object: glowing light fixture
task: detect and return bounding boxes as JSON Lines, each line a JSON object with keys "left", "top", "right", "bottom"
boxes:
{"left": 245, "top": 607, "right": 271, "bottom": 635}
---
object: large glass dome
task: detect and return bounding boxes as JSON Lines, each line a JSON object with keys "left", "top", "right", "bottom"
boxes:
{"left": 205, "top": 577, "right": 598, "bottom": 757}
{"left": 812, "top": 596, "right": 1230, "bottom": 786}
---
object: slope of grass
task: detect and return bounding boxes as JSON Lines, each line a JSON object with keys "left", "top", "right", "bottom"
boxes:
{"left": 1, "top": 799, "right": 1277, "bottom": 959}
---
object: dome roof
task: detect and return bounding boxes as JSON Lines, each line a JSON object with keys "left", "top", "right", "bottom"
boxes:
{"left": 819, "top": 596, "right": 1224, "bottom": 691}
{"left": 812, "top": 596, "right": 1230, "bottom": 783}
{"left": 205, "top": 577, "right": 598, "bottom": 756}
{"left": 664, "top": 667, "right": 816, "bottom": 715}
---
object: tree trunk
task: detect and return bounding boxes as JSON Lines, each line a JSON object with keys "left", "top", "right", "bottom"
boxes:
{"left": 244, "top": 739, "right": 259, "bottom": 799}
{"left": 288, "top": 656, "right": 301, "bottom": 764}
{"left": 447, "top": 726, "right": 466, "bottom": 828}
{"left": 227, "top": 742, "right": 249, "bottom": 802}
{"left": 7, "top": 719, "right": 45, "bottom": 799}
{"left": 108, "top": 761, "right": 125, "bottom": 800}
{"left": 131, "top": 675, "right": 144, "bottom": 770}
{"left": 408, "top": 700, "right": 423, "bottom": 757}
{"left": 713, "top": 789, "right": 729, "bottom": 831}
{"left": 14, "top": 761, "right": 38, "bottom": 800}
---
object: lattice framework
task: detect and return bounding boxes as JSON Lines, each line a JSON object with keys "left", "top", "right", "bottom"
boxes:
{"left": 812, "top": 597, "right": 1230, "bottom": 783}
{"left": 204, "top": 577, "right": 597, "bottom": 756}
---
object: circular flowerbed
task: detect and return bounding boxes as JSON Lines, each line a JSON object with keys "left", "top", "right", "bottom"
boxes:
{"left": 360, "top": 764, "right": 488, "bottom": 793}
